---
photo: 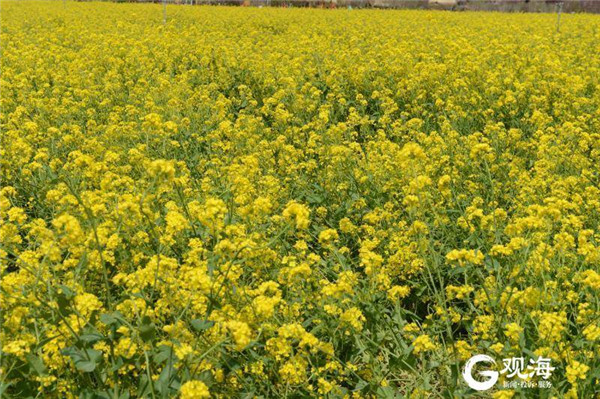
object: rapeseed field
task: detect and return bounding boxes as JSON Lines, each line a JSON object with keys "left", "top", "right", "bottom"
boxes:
{"left": 1, "top": 2, "right": 600, "bottom": 398}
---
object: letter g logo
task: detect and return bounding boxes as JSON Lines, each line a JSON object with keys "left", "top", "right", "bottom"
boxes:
{"left": 462, "top": 354, "right": 498, "bottom": 391}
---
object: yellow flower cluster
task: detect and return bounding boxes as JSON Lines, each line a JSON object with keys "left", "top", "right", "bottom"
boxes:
{"left": 1, "top": 2, "right": 599, "bottom": 397}
{"left": 412, "top": 335, "right": 437, "bottom": 355}
{"left": 180, "top": 380, "right": 210, "bottom": 399}
{"left": 566, "top": 360, "right": 590, "bottom": 385}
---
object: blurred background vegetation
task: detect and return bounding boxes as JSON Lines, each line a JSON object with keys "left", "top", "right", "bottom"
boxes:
{"left": 85, "top": 0, "right": 600, "bottom": 13}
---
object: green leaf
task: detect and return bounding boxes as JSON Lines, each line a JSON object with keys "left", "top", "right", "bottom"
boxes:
{"left": 0, "top": 383, "right": 10, "bottom": 397}
{"left": 354, "top": 379, "right": 368, "bottom": 391}
{"left": 191, "top": 319, "right": 215, "bottom": 331}
{"left": 154, "top": 345, "right": 174, "bottom": 364}
{"left": 75, "top": 360, "right": 97, "bottom": 373}
{"left": 137, "top": 374, "right": 152, "bottom": 397}
{"left": 61, "top": 346, "right": 82, "bottom": 361}
{"left": 110, "top": 357, "right": 125, "bottom": 373}
{"left": 100, "top": 313, "right": 117, "bottom": 325}
{"left": 376, "top": 386, "right": 398, "bottom": 398}
{"left": 85, "top": 349, "right": 103, "bottom": 363}
{"left": 62, "top": 347, "right": 102, "bottom": 373}
{"left": 26, "top": 354, "right": 47, "bottom": 376}
{"left": 59, "top": 285, "right": 76, "bottom": 299}
{"left": 56, "top": 287, "right": 75, "bottom": 316}
{"left": 155, "top": 363, "right": 177, "bottom": 395}
{"left": 80, "top": 332, "right": 105, "bottom": 343}
{"left": 100, "top": 311, "right": 125, "bottom": 326}
{"left": 139, "top": 321, "right": 156, "bottom": 342}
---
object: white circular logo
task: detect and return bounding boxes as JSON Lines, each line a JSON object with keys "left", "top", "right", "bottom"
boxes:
{"left": 462, "top": 354, "right": 499, "bottom": 391}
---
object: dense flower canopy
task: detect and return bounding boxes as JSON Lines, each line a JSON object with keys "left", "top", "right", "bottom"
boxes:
{"left": 1, "top": 2, "right": 600, "bottom": 398}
